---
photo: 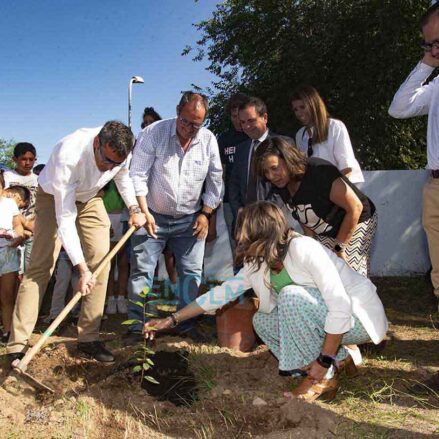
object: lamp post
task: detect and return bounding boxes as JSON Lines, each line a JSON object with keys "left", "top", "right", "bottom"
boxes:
{"left": 128, "top": 75, "right": 144, "bottom": 128}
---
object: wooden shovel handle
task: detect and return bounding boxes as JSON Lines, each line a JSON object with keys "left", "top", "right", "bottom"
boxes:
{"left": 15, "top": 225, "right": 137, "bottom": 373}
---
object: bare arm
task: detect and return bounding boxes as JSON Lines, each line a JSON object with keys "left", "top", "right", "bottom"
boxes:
{"left": 12, "top": 214, "right": 24, "bottom": 239}
{"left": 306, "top": 332, "right": 344, "bottom": 383}
{"left": 329, "top": 178, "right": 363, "bottom": 246}
{"left": 301, "top": 223, "right": 315, "bottom": 238}
{"left": 136, "top": 195, "right": 157, "bottom": 239}
{"left": 340, "top": 168, "right": 352, "bottom": 179}
{"left": 143, "top": 301, "right": 206, "bottom": 339}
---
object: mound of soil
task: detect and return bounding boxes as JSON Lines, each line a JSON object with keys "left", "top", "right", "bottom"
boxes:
{"left": 0, "top": 333, "right": 342, "bottom": 438}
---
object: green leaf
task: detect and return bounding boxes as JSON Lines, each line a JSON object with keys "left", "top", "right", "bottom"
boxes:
{"left": 144, "top": 313, "right": 158, "bottom": 318}
{"left": 144, "top": 375, "right": 159, "bottom": 385}
{"left": 142, "top": 363, "right": 151, "bottom": 371}
{"left": 121, "top": 319, "right": 141, "bottom": 325}
{"left": 141, "top": 347, "right": 155, "bottom": 355}
{"left": 138, "top": 287, "right": 151, "bottom": 298}
{"left": 129, "top": 300, "right": 144, "bottom": 308}
{"left": 132, "top": 365, "right": 142, "bottom": 373}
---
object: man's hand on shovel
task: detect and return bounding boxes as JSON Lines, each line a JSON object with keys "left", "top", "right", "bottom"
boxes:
{"left": 77, "top": 264, "right": 96, "bottom": 296}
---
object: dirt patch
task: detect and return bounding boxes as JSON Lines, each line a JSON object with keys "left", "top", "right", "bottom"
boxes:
{"left": 0, "top": 277, "right": 438, "bottom": 437}
{"left": 140, "top": 350, "right": 198, "bottom": 406}
{"left": 0, "top": 335, "right": 343, "bottom": 438}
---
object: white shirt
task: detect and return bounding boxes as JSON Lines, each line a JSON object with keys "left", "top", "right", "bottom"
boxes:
{"left": 0, "top": 197, "right": 19, "bottom": 248}
{"left": 389, "top": 62, "right": 439, "bottom": 170}
{"left": 130, "top": 118, "right": 223, "bottom": 216}
{"left": 196, "top": 234, "right": 388, "bottom": 343}
{"left": 38, "top": 127, "right": 137, "bottom": 266}
{"left": 246, "top": 129, "right": 269, "bottom": 179}
{"left": 3, "top": 169, "right": 38, "bottom": 218}
{"left": 295, "top": 119, "right": 364, "bottom": 183}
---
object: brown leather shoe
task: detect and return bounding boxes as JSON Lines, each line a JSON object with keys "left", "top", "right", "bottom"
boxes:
{"left": 336, "top": 355, "right": 359, "bottom": 378}
{"left": 285, "top": 376, "right": 339, "bottom": 402}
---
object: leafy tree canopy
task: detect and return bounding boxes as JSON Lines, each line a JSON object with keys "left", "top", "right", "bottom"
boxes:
{"left": 186, "top": 0, "right": 431, "bottom": 170}
{"left": 0, "top": 138, "right": 15, "bottom": 169}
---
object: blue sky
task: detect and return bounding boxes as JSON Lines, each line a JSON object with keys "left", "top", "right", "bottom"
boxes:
{"left": 0, "top": 0, "right": 219, "bottom": 163}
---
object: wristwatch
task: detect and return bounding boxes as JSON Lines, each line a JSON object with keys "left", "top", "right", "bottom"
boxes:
{"left": 199, "top": 210, "right": 212, "bottom": 221}
{"left": 334, "top": 242, "right": 346, "bottom": 253}
{"left": 169, "top": 312, "right": 180, "bottom": 328}
{"left": 316, "top": 353, "right": 336, "bottom": 369}
{"left": 129, "top": 205, "right": 142, "bottom": 215}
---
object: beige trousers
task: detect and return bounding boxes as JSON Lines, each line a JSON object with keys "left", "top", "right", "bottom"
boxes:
{"left": 423, "top": 177, "right": 439, "bottom": 299}
{"left": 7, "top": 188, "right": 111, "bottom": 354}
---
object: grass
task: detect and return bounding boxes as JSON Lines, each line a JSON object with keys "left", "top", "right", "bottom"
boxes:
{"left": 1, "top": 275, "right": 438, "bottom": 438}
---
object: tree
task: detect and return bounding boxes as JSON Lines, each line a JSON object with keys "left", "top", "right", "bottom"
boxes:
{"left": 186, "top": 0, "right": 431, "bottom": 170}
{"left": 0, "top": 138, "right": 15, "bottom": 168}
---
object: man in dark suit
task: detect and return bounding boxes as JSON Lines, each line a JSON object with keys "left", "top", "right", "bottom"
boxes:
{"left": 229, "top": 96, "right": 273, "bottom": 226}
{"left": 218, "top": 93, "right": 249, "bottom": 242}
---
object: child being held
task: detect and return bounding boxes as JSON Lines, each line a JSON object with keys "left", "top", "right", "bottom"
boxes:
{"left": 0, "top": 175, "right": 26, "bottom": 343}
{"left": 3, "top": 186, "right": 32, "bottom": 241}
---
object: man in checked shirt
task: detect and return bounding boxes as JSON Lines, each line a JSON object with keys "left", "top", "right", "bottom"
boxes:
{"left": 128, "top": 91, "right": 223, "bottom": 340}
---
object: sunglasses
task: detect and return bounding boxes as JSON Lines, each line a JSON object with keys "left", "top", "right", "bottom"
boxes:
{"left": 98, "top": 143, "right": 125, "bottom": 166}
{"left": 307, "top": 137, "right": 314, "bottom": 157}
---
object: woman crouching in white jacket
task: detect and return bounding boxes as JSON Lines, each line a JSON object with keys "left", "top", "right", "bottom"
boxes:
{"left": 144, "top": 201, "right": 388, "bottom": 402}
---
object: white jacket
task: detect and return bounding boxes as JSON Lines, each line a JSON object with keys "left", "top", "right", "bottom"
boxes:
{"left": 196, "top": 235, "right": 388, "bottom": 344}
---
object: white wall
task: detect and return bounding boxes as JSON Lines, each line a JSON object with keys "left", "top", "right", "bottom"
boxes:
{"left": 158, "top": 170, "right": 431, "bottom": 279}
{"left": 358, "top": 170, "right": 430, "bottom": 276}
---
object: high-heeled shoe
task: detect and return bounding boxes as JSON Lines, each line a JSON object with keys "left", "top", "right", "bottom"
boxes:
{"left": 285, "top": 375, "right": 339, "bottom": 402}
{"left": 336, "top": 354, "right": 359, "bottom": 378}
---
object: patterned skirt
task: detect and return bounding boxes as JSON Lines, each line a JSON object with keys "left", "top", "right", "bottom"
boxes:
{"left": 253, "top": 285, "right": 371, "bottom": 373}
{"left": 316, "top": 211, "right": 378, "bottom": 277}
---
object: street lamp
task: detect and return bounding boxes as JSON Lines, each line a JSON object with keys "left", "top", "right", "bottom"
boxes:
{"left": 128, "top": 75, "right": 144, "bottom": 128}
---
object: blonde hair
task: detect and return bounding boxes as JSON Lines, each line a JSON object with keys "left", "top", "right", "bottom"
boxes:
{"left": 291, "top": 85, "right": 329, "bottom": 144}
{"left": 235, "top": 201, "right": 296, "bottom": 273}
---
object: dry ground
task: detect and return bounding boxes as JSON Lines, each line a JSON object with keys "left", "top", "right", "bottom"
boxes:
{"left": 0, "top": 276, "right": 438, "bottom": 438}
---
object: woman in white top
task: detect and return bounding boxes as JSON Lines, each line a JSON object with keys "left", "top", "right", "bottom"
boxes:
{"left": 144, "top": 202, "right": 388, "bottom": 402}
{"left": 292, "top": 85, "right": 364, "bottom": 184}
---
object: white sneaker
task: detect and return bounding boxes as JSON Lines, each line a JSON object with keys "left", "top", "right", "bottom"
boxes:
{"left": 116, "top": 296, "right": 128, "bottom": 314}
{"left": 106, "top": 296, "right": 117, "bottom": 315}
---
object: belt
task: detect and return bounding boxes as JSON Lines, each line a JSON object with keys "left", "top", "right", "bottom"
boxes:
{"left": 432, "top": 170, "right": 439, "bottom": 178}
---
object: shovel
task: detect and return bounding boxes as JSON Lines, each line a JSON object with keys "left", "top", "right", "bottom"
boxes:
{"left": 7, "top": 225, "right": 137, "bottom": 393}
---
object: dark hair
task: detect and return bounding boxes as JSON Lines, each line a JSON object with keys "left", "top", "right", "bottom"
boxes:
{"left": 14, "top": 142, "right": 36, "bottom": 158}
{"left": 421, "top": 2, "right": 439, "bottom": 28}
{"left": 253, "top": 136, "right": 307, "bottom": 183}
{"left": 98, "top": 121, "right": 134, "bottom": 157}
{"left": 225, "top": 92, "right": 249, "bottom": 114}
{"left": 178, "top": 91, "right": 209, "bottom": 113}
{"left": 0, "top": 170, "right": 5, "bottom": 191}
{"left": 141, "top": 107, "right": 162, "bottom": 129}
{"left": 5, "top": 185, "right": 31, "bottom": 208}
{"left": 33, "top": 164, "right": 45, "bottom": 175}
{"left": 238, "top": 96, "right": 267, "bottom": 117}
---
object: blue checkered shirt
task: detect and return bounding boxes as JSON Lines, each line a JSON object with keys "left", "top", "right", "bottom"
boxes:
{"left": 130, "top": 118, "right": 223, "bottom": 216}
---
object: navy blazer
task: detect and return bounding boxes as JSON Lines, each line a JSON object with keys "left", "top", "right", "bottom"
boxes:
{"left": 228, "top": 132, "right": 276, "bottom": 222}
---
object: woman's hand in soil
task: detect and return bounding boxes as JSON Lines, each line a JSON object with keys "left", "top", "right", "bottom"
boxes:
{"left": 144, "top": 318, "right": 172, "bottom": 340}
{"left": 305, "top": 360, "right": 328, "bottom": 383}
